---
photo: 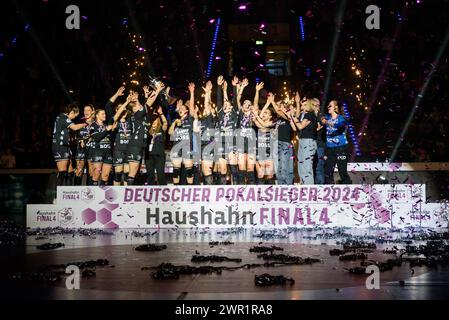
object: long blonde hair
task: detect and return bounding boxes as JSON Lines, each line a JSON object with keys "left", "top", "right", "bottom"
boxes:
{"left": 311, "top": 98, "right": 320, "bottom": 116}
{"left": 302, "top": 99, "right": 316, "bottom": 113}
{"left": 149, "top": 117, "right": 162, "bottom": 136}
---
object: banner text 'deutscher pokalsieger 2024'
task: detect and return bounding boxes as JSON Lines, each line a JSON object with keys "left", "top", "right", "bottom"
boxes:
{"left": 27, "top": 185, "right": 449, "bottom": 229}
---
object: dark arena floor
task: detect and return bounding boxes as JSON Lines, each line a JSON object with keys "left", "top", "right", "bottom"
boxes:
{"left": 1, "top": 227, "right": 449, "bottom": 300}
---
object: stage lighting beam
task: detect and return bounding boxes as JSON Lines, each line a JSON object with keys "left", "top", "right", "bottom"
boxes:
{"left": 321, "top": 0, "right": 347, "bottom": 112}
{"left": 389, "top": 24, "right": 449, "bottom": 163}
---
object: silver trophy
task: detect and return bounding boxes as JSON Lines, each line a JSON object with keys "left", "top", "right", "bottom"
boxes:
{"left": 148, "top": 75, "right": 174, "bottom": 104}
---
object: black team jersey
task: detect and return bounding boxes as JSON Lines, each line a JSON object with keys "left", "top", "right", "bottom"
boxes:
{"left": 174, "top": 114, "right": 194, "bottom": 143}
{"left": 114, "top": 119, "right": 132, "bottom": 151}
{"left": 200, "top": 114, "right": 216, "bottom": 145}
{"left": 275, "top": 118, "right": 293, "bottom": 143}
{"left": 218, "top": 109, "right": 238, "bottom": 138}
{"left": 52, "top": 113, "right": 73, "bottom": 146}
{"left": 77, "top": 121, "right": 94, "bottom": 148}
{"left": 90, "top": 122, "right": 112, "bottom": 150}
{"left": 238, "top": 111, "right": 254, "bottom": 138}
{"left": 129, "top": 107, "right": 148, "bottom": 149}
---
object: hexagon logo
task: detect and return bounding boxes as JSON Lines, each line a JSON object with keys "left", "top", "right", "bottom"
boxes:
{"left": 81, "top": 208, "right": 96, "bottom": 225}
{"left": 97, "top": 208, "right": 112, "bottom": 225}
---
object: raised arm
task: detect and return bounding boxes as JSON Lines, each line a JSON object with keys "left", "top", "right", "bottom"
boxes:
{"left": 237, "top": 78, "right": 249, "bottom": 110}
{"left": 285, "top": 108, "right": 298, "bottom": 132}
{"left": 203, "top": 81, "right": 213, "bottom": 115}
{"left": 294, "top": 91, "right": 301, "bottom": 118}
{"left": 188, "top": 82, "right": 196, "bottom": 117}
{"left": 145, "top": 82, "right": 165, "bottom": 109}
{"left": 105, "top": 86, "right": 125, "bottom": 124}
{"left": 267, "top": 92, "right": 290, "bottom": 121}
{"left": 260, "top": 96, "right": 272, "bottom": 115}
{"left": 252, "top": 93, "right": 273, "bottom": 128}
{"left": 272, "top": 101, "right": 288, "bottom": 120}
{"left": 216, "top": 75, "right": 224, "bottom": 112}
{"left": 143, "top": 85, "right": 151, "bottom": 100}
{"left": 236, "top": 88, "right": 242, "bottom": 110}
{"left": 113, "top": 105, "right": 127, "bottom": 123}
{"left": 253, "top": 81, "right": 264, "bottom": 108}
{"left": 109, "top": 86, "right": 125, "bottom": 104}
{"left": 113, "top": 94, "right": 132, "bottom": 122}
{"left": 156, "top": 106, "right": 168, "bottom": 132}
{"left": 252, "top": 107, "right": 273, "bottom": 129}
{"left": 231, "top": 76, "right": 239, "bottom": 109}
{"left": 223, "top": 80, "right": 229, "bottom": 105}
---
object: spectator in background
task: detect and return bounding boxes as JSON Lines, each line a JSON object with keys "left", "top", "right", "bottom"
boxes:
{"left": 0, "top": 147, "right": 16, "bottom": 168}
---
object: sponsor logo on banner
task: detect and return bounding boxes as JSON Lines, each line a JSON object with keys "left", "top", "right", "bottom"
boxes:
{"left": 387, "top": 189, "right": 407, "bottom": 201}
{"left": 27, "top": 184, "right": 443, "bottom": 229}
{"left": 61, "top": 188, "right": 95, "bottom": 202}
{"left": 62, "top": 191, "right": 81, "bottom": 201}
{"left": 36, "top": 210, "right": 57, "bottom": 222}
{"left": 145, "top": 206, "right": 332, "bottom": 227}
{"left": 411, "top": 185, "right": 425, "bottom": 199}
{"left": 58, "top": 208, "right": 74, "bottom": 226}
{"left": 81, "top": 188, "right": 95, "bottom": 201}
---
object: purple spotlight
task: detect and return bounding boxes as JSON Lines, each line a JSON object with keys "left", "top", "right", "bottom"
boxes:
{"left": 209, "top": 19, "right": 215, "bottom": 24}
{"left": 138, "top": 47, "right": 145, "bottom": 52}
{"left": 238, "top": 4, "right": 247, "bottom": 10}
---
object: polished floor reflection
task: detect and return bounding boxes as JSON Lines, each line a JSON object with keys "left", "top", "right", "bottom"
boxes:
{"left": 1, "top": 228, "right": 448, "bottom": 300}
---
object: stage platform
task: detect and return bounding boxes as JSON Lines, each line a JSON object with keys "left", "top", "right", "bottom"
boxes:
{"left": 27, "top": 184, "right": 448, "bottom": 230}
{"left": 2, "top": 162, "right": 449, "bottom": 222}
{"left": 9, "top": 163, "right": 449, "bottom": 300}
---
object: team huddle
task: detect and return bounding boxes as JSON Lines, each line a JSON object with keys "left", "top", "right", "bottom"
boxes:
{"left": 52, "top": 76, "right": 352, "bottom": 186}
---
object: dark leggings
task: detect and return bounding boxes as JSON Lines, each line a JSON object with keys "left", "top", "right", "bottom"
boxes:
{"left": 145, "top": 154, "right": 167, "bottom": 185}
{"left": 324, "top": 145, "right": 352, "bottom": 184}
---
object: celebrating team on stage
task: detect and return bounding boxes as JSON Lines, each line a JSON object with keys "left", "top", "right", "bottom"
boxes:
{"left": 52, "top": 76, "right": 351, "bottom": 186}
